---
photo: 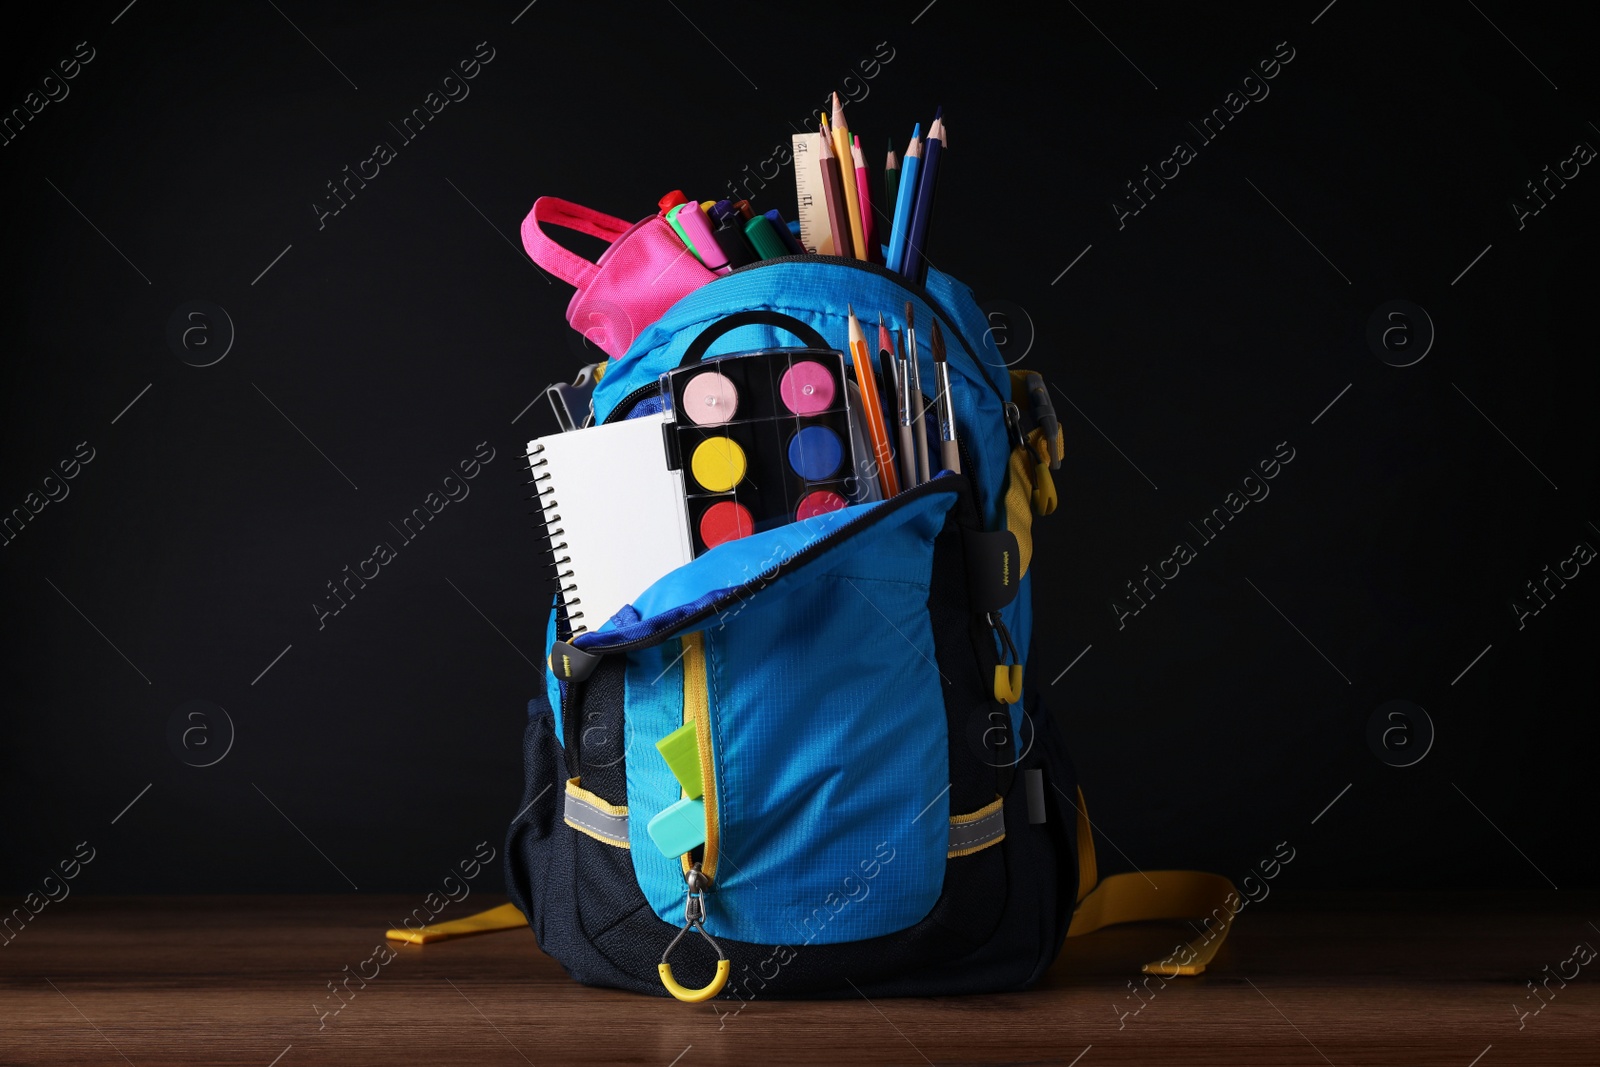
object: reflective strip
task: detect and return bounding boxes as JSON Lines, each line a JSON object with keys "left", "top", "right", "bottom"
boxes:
{"left": 566, "top": 778, "right": 1003, "bottom": 857}
{"left": 948, "top": 796, "right": 1005, "bottom": 858}
{"left": 564, "top": 777, "right": 629, "bottom": 848}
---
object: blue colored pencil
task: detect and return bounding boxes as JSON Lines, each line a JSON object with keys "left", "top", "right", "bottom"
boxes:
{"left": 902, "top": 115, "right": 944, "bottom": 285}
{"left": 885, "top": 124, "right": 922, "bottom": 274}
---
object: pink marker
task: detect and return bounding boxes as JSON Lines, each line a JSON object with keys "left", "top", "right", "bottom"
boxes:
{"left": 671, "top": 203, "right": 730, "bottom": 275}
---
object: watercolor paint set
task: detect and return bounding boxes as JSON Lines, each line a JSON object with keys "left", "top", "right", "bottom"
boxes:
{"left": 660, "top": 349, "right": 861, "bottom": 555}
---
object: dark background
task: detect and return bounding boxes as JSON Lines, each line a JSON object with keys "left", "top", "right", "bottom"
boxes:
{"left": 2, "top": 0, "right": 1595, "bottom": 898}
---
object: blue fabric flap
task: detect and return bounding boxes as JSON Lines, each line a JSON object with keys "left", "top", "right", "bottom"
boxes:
{"left": 622, "top": 475, "right": 960, "bottom": 944}
{"left": 573, "top": 477, "right": 963, "bottom": 654}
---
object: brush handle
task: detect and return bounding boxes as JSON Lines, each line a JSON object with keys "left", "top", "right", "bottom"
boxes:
{"left": 933, "top": 360, "right": 961, "bottom": 474}
{"left": 940, "top": 440, "right": 961, "bottom": 475}
{"left": 898, "top": 424, "right": 918, "bottom": 489}
{"left": 910, "top": 386, "right": 931, "bottom": 485}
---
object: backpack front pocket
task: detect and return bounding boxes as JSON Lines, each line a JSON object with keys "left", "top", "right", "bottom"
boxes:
{"left": 575, "top": 477, "right": 965, "bottom": 946}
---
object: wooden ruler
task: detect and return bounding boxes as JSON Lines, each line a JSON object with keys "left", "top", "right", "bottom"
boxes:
{"left": 791, "top": 132, "right": 836, "bottom": 255}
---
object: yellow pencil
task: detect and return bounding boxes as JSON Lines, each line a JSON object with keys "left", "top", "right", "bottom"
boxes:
{"left": 831, "top": 93, "right": 868, "bottom": 261}
{"left": 819, "top": 112, "right": 852, "bottom": 258}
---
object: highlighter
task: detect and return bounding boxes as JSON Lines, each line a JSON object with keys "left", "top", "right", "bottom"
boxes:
{"left": 673, "top": 203, "right": 731, "bottom": 274}
{"left": 665, "top": 202, "right": 699, "bottom": 260}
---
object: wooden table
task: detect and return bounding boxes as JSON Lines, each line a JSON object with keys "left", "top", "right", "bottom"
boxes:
{"left": 3, "top": 893, "right": 1595, "bottom": 1065}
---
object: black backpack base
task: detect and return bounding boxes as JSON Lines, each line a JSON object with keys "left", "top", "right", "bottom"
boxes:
{"left": 504, "top": 686, "right": 1083, "bottom": 1000}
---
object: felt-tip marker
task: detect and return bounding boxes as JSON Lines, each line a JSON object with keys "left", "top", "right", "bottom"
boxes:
{"left": 674, "top": 203, "right": 731, "bottom": 274}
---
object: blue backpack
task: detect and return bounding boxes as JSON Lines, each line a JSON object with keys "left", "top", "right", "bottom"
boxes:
{"left": 392, "top": 251, "right": 1238, "bottom": 1002}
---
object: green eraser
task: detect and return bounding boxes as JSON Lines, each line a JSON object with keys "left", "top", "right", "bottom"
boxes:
{"left": 647, "top": 796, "right": 705, "bottom": 858}
{"left": 655, "top": 723, "right": 703, "bottom": 799}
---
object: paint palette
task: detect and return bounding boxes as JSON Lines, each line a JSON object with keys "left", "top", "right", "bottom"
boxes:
{"left": 662, "top": 349, "right": 861, "bottom": 555}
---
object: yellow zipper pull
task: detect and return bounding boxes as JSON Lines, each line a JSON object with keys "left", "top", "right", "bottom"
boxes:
{"left": 988, "top": 612, "right": 1025, "bottom": 705}
{"left": 658, "top": 864, "right": 729, "bottom": 1003}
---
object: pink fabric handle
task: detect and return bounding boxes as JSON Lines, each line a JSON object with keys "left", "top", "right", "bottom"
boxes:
{"left": 521, "top": 197, "right": 635, "bottom": 289}
{"left": 517, "top": 193, "right": 718, "bottom": 358}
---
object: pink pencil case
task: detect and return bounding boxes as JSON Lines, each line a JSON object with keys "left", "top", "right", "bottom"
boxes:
{"left": 521, "top": 196, "right": 717, "bottom": 359}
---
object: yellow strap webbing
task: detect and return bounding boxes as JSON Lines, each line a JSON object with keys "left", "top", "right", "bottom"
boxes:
{"left": 1067, "top": 870, "right": 1237, "bottom": 976}
{"left": 385, "top": 902, "right": 527, "bottom": 945}
{"left": 1069, "top": 786, "right": 1098, "bottom": 901}
{"left": 1004, "top": 446, "right": 1036, "bottom": 578}
{"left": 1064, "top": 786, "right": 1237, "bottom": 976}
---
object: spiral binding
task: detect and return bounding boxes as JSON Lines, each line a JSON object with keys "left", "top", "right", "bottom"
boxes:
{"left": 527, "top": 441, "right": 584, "bottom": 630}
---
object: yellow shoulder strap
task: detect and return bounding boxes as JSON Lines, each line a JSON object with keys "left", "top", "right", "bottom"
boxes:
{"left": 1064, "top": 786, "right": 1238, "bottom": 976}
{"left": 385, "top": 901, "right": 527, "bottom": 945}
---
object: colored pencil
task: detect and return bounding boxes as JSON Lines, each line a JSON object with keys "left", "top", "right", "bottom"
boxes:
{"left": 831, "top": 93, "right": 868, "bottom": 261}
{"left": 884, "top": 144, "right": 900, "bottom": 222}
{"left": 852, "top": 135, "right": 880, "bottom": 264}
{"left": 903, "top": 114, "right": 944, "bottom": 285}
{"left": 816, "top": 122, "right": 853, "bottom": 260}
{"left": 847, "top": 305, "right": 900, "bottom": 498}
{"left": 885, "top": 125, "right": 921, "bottom": 274}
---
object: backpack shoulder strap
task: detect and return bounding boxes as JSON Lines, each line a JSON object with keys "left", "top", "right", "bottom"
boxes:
{"left": 385, "top": 901, "right": 526, "bottom": 945}
{"left": 1065, "top": 786, "right": 1239, "bottom": 976}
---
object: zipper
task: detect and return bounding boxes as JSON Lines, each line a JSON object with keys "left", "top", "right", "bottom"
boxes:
{"left": 600, "top": 255, "right": 1005, "bottom": 427}
{"left": 670, "top": 475, "right": 971, "bottom": 890}
{"left": 723, "top": 255, "right": 1006, "bottom": 408}
{"left": 679, "top": 632, "right": 719, "bottom": 882}
{"left": 601, "top": 380, "right": 662, "bottom": 428}
{"left": 572, "top": 473, "right": 965, "bottom": 657}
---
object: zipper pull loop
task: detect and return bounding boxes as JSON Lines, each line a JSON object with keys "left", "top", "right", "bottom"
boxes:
{"left": 1022, "top": 372, "right": 1061, "bottom": 470}
{"left": 1003, "top": 402, "right": 1026, "bottom": 451}
{"left": 659, "top": 863, "right": 729, "bottom": 1003}
{"left": 683, "top": 866, "right": 710, "bottom": 923}
{"left": 988, "top": 612, "right": 1024, "bottom": 705}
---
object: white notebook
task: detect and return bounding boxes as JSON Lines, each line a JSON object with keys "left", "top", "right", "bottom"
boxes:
{"left": 527, "top": 412, "right": 692, "bottom": 633}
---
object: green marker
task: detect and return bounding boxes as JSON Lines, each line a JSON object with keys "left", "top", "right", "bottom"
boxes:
{"left": 742, "top": 214, "right": 789, "bottom": 261}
